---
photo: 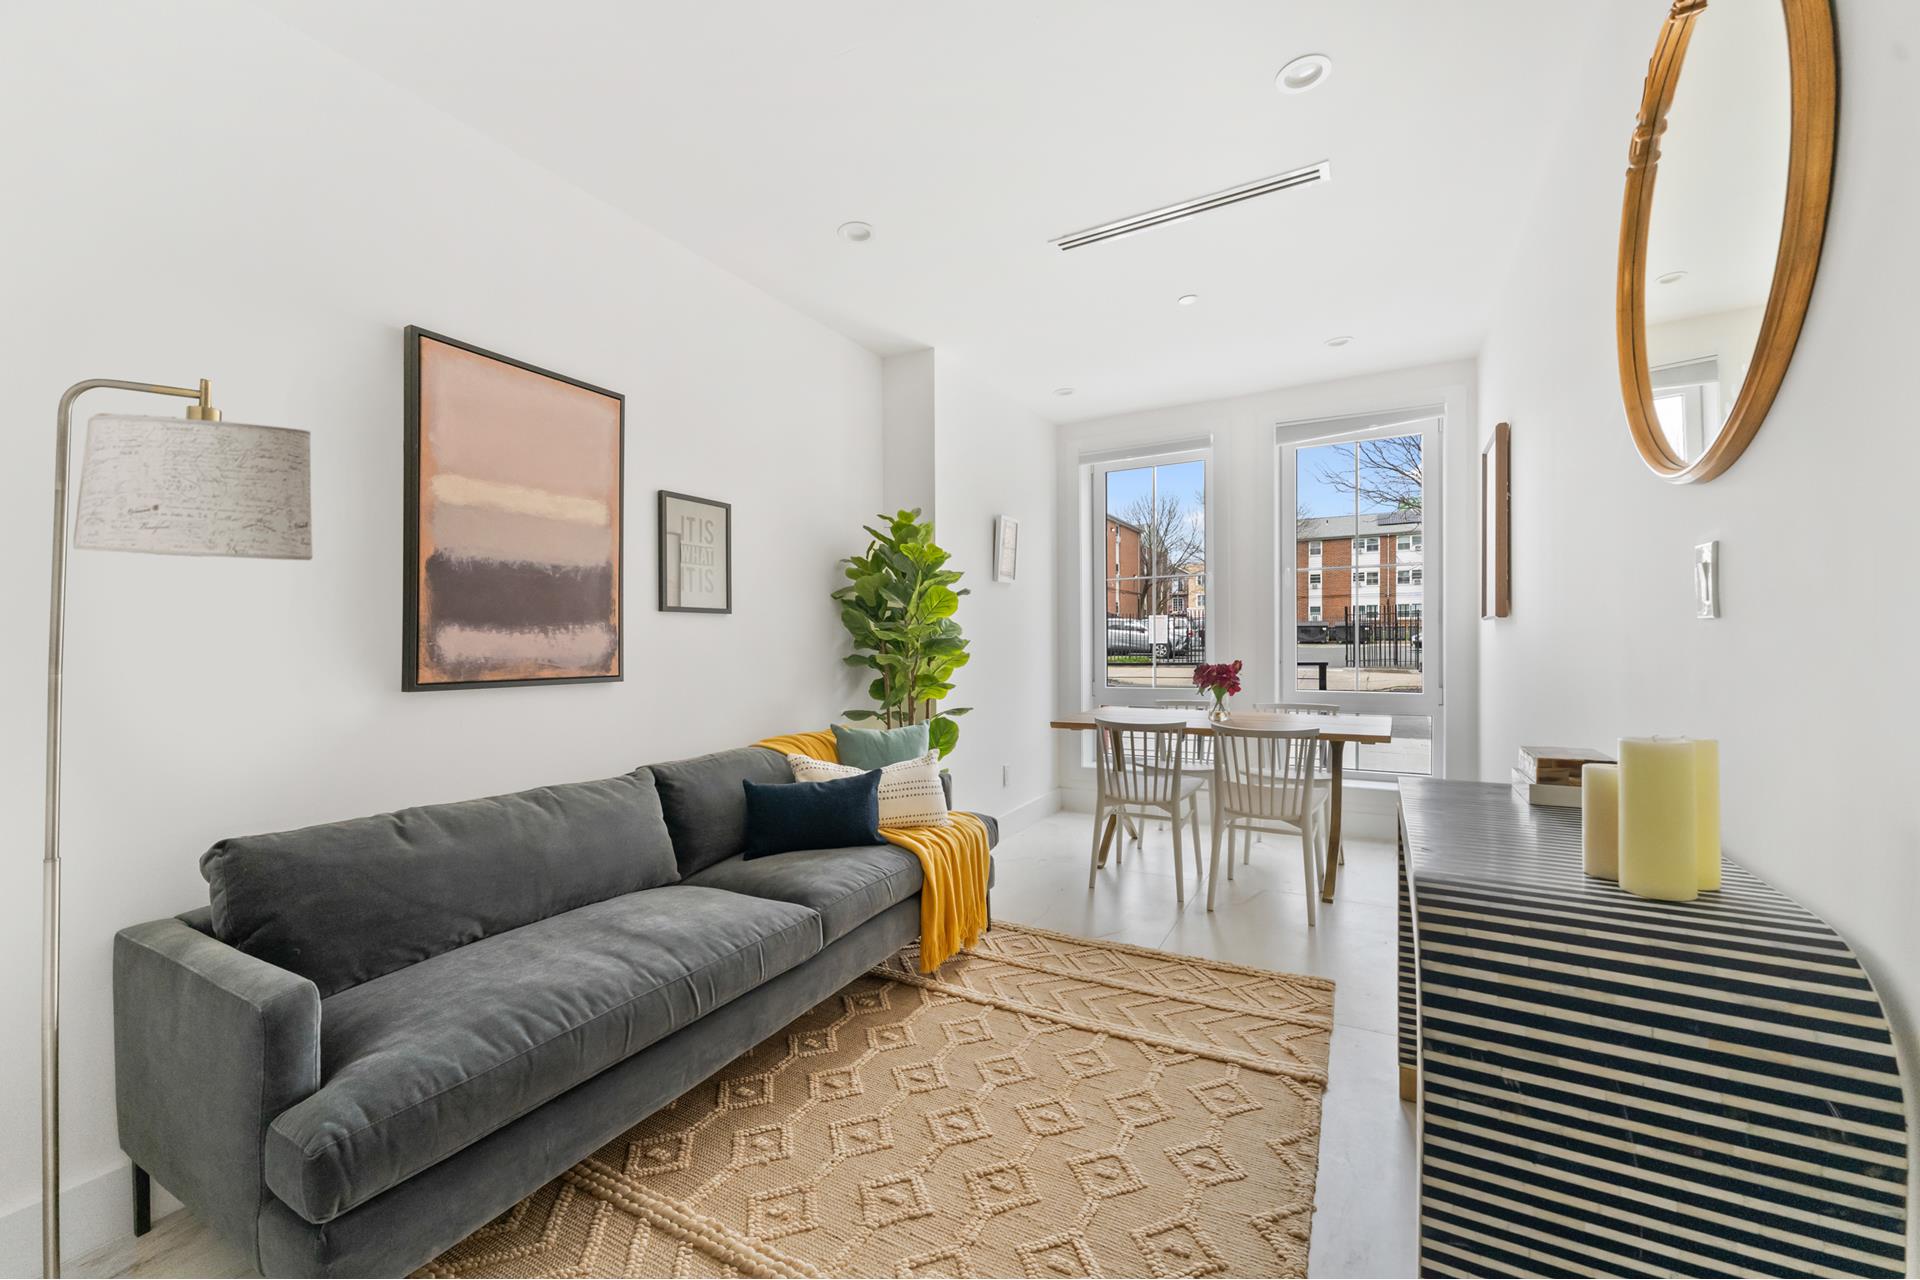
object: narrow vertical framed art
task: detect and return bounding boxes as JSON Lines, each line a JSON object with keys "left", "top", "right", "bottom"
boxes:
{"left": 403, "top": 327, "right": 625, "bottom": 690}
{"left": 993, "top": 515, "right": 1020, "bottom": 583}
{"left": 1480, "top": 421, "right": 1511, "bottom": 619}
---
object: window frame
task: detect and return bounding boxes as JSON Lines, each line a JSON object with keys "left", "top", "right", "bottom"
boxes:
{"left": 1276, "top": 405, "right": 1446, "bottom": 781}
{"left": 1087, "top": 444, "right": 1213, "bottom": 707}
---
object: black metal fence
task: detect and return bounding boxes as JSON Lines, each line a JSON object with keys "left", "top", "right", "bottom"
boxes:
{"left": 1339, "top": 607, "right": 1422, "bottom": 670}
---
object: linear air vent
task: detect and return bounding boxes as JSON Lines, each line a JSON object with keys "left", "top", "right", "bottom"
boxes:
{"left": 1050, "top": 161, "right": 1332, "bottom": 251}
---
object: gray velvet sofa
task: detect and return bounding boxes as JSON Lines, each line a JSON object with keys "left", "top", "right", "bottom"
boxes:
{"left": 113, "top": 746, "right": 995, "bottom": 1278}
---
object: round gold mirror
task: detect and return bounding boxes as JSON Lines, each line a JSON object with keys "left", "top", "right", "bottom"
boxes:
{"left": 1617, "top": 0, "right": 1836, "bottom": 484}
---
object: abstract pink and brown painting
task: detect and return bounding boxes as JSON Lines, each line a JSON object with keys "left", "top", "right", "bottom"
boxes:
{"left": 404, "top": 330, "right": 623, "bottom": 688}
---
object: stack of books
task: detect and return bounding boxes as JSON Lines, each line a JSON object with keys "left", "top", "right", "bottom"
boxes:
{"left": 1513, "top": 745, "right": 1614, "bottom": 808}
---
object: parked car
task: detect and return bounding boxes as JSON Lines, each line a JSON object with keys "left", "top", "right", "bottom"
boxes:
{"left": 1105, "top": 616, "right": 1197, "bottom": 659}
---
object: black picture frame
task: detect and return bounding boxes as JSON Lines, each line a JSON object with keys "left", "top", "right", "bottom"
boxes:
{"left": 403, "top": 325, "right": 626, "bottom": 690}
{"left": 657, "top": 490, "right": 732, "bottom": 614}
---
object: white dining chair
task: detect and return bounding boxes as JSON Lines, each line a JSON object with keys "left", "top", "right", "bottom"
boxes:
{"left": 1158, "top": 699, "right": 1218, "bottom": 775}
{"left": 1089, "top": 714, "right": 1207, "bottom": 905}
{"left": 1208, "top": 724, "right": 1327, "bottom": 921}
{"left": 1252, "top": 701, "right": 1342, "bottom": 864}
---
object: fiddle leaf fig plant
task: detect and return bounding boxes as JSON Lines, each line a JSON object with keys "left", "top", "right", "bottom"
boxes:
{"left": 833, "top": 509, "right": 971, "bottom": 756}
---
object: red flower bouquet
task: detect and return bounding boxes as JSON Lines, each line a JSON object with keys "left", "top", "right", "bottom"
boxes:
{"left": 1193, "top": 658, "right": 1243, "bottom": 719}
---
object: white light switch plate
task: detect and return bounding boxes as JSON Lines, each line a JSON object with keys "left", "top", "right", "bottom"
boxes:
{"left": 1695, "top": 541, "right": 1719, "bottom": 618}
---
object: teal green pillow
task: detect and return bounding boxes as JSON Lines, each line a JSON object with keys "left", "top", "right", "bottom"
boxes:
{"left": 832, "top": 722, "right": 930, "bottom": 769}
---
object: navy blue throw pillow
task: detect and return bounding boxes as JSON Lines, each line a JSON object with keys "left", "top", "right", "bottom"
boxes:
{"left": 741, "top": 771, "right": 885, "bottom": 858}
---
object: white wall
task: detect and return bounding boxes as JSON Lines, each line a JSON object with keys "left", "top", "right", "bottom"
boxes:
{"left": 930, "top": 359, "right": 1060, "bottom": 828}
{"left": 1475, "top": 0, "right": 1920, "bottom": 1232}
{"left": 0, "top": 1, "right": 886, "bottom": 1267}
{"left": 881, "top": 350, "right": 938, "bottom": 521}
{"left": 1051, "top": 360, "right": 1482, "bottom": 823}
{"left": 878, "top": 351, "right": 1060, "bottom": 828}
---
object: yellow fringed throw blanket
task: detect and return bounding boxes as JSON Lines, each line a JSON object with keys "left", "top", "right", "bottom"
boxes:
{"left": 755, "top": 730, "right": 990, "bottom": 972}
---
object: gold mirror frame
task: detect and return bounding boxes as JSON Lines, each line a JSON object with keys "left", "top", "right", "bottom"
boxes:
{"left": 1617, "top": 0, "right": 1836, "bottom": 484}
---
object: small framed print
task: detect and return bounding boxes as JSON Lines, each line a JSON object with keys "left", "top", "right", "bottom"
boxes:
{"left": 659, "top": 491, "right": 731, "bottom": 613}
{"left": 993, "top": 515, "right": 1019, "bottom": 583}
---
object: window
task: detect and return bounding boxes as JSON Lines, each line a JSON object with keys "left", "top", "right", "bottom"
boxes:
{"left": 1651, "top": 357, "right": 1720, "bottom": 463}
{"left": 1283, "top": 412, "right": 1442, "bottom": 778}
{"left": 1308, "top": 571, "right": 1321, "bottom": 587}
{"left": 1307, "top": 539, "right": 1322, "bottom": 556}
{"left": 1095, "top": 451, "right": 1208, "bottom": 693}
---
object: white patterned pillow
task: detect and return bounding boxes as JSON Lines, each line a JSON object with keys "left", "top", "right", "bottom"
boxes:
{"left": 787, "top": 751, "right": 951, "bottom": 829}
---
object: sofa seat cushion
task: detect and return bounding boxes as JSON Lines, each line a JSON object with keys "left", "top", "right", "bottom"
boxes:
{"left": 685, "top": 817, "right": 998, "bottom": 943}
{"left": 687, "top": 844, "right": 924, "bottom": 944}
{"left": 264, "top": 885, "right": 821, "bottom": 1224}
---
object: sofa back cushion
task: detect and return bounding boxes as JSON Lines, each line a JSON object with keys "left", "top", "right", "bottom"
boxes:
{"left": 648, "top": 746, "right": 793, "bottom": 876}
{"left": 200, "top": 769, "right": 678, "bottom": 996}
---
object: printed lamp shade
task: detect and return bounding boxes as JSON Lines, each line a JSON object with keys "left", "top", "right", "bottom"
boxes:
{"left": 73, "top": 413, "right": 312, "bottom": 559}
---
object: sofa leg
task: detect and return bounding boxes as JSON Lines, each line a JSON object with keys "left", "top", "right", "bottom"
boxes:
{"left": 132, "top": 1164, "right": 151, "bottom": 1237}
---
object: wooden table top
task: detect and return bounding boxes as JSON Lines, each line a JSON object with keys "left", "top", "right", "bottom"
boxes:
{"left": 1049, "top": 708, "right": 1394, "bottom": 744}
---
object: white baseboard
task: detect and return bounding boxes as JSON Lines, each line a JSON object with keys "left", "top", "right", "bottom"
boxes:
{"left": 990, "top": 789, "right": 1061, "bottom": 838}
{"left": 0, "top": 1160, "right": 183, "bottom": 1277}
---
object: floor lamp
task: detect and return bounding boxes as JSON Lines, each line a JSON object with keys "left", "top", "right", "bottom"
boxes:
{"left": 42, "top": 378, "right": 311, "bottom": 1277}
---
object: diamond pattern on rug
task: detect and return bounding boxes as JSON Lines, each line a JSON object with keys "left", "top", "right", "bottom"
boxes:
{"left": 420, "top": 924, "right": 1333, "bottom": 1279}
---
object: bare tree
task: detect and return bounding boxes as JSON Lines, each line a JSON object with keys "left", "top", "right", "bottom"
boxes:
{"left": 1313, "top": 436, "right": 1424, "bottom": 513}
{"left": 1119, "top": 490, "right": 1205, "bottom": 615}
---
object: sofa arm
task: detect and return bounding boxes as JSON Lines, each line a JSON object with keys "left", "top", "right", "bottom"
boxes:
{"left": 114, "top": 915, "right": 321, "bottom": 1264}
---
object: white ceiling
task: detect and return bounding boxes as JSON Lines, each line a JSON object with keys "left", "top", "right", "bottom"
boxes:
{"left": 264, "top": 1, "right": 1605, "bottom": 422}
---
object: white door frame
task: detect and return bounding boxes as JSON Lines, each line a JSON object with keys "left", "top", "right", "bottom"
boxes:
{"left": 1275, "top": 407, "right": 1444, "bottom": 778}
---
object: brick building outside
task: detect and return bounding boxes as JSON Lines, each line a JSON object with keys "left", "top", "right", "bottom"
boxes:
{"left": 1297, "top": 509, "right": 1423, "bottom": 627}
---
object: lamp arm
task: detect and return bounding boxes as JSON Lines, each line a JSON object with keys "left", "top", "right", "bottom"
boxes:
{"left": 41, "top": 375, "right": 214, "bottom": 1280}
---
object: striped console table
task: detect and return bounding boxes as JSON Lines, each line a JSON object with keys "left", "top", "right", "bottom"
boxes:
{"left": 1396, "top": 778, "right": 1910, "bottom": 1278}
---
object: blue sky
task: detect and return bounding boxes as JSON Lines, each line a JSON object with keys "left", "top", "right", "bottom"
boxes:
{"left": 1104, "top": 459, "right": 1204, "bottom": 527}
{"left": 1105, "top": 440, "right": 1421, "bottom": 531}
{"left": 1297, "top": 442, "right": 1357, "bottom": 520}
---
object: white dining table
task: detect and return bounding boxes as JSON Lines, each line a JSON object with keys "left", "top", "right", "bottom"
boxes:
{"left": 1049, "top": 709, "right": 1393, "bottom": 901}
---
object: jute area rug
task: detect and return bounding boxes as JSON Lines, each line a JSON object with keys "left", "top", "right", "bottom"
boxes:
{"left": 420, "top": 924, "right": 1334, "bottom": 1279}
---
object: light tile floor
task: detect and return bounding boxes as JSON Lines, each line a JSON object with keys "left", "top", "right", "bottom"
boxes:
{"left": 989, "top": 810, "right": 1418, "bottom": 1279}
{"left": 75, "top": 810, "right": 1418, "bottom": 1279}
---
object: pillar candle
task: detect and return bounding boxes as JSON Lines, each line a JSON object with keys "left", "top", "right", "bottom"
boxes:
{"left": 1581, "top": 763, "right": 1620, "bottom": 880}
{"left": 1694, "top": 739, "right": 1721, "bottom": 891}
{"left": 1618, "top": 737, "right": 1697, "bottom": 902}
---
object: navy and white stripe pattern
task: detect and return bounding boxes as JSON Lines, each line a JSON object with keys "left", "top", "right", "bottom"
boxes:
{"left": 1397, "top": 779, "right": 1909, "bottom": 1278}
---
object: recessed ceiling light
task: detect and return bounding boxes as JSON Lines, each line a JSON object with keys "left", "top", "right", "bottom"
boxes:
{"left": 1276, "top": 54, "right": 1333, "bottom": 94}
{"left": 1053, "top": 387, "right": 1075, "bottom": 397}
{"left": 1656, "top": 269, "right": 1687, "bottom": 284}
{"left": 837, "top": 221, "right": 873, "bottom": 243}
{"left": 1324, "top": 335, "right": 1353, "bottom": 348}
{"left": 1177, "top": 294, "right": 1200, "bottom": 306}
